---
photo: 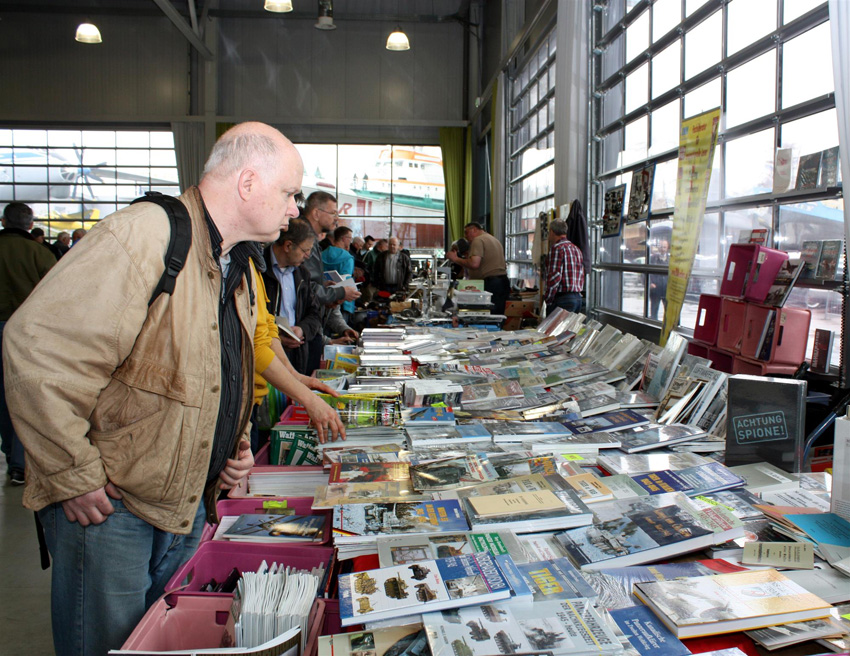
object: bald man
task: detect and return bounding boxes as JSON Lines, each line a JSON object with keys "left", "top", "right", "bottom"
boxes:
{"left": 3, "top": 122, "right": 317, "bottom": 656}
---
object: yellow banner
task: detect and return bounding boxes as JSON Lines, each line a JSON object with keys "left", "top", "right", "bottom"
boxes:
{"left": 660, "top": 107, "right": 721, "bottom": 345}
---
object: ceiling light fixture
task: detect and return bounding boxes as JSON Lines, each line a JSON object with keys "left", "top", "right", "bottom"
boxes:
{"left": 75, "top": 22, "right": 102, "bottom": 44}
{"left": 264, "top": 0, "right": 293, "bottom": 12}
{"left": 386, "top": 25, "right": 410, "bottom": 51}
{"left": 315, "top": 0, "right": 336, "bottom": 30}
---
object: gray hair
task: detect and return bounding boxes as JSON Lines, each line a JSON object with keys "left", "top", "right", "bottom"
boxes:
{"left": 3, "top": 202, "right": 34, "bottom": 230}
{"left": 549, "top": 218, "right": 568, "bottom": 236}
{"left": 202, "top": 130, "right": 280, "bottom": 178}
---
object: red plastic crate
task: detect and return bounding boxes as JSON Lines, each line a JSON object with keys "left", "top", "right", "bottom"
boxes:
{"left": 688, "top": 341, "right": 710, "bottom": 358}
{"left": 707, "top": 347, "right": 735, "bottom": 373}
{"left": 716, "top": 298, "right": 748, "bottom": 353}
{"left": 166, "top": 540, "right": 334, "bottom": 594}
{"left": 692, "top": 294, "right": 723, "bottom": 345}
{"left": 739, "top": 304, "right": 774, "bottom": 360}
{"left": 254, "top": 442, "right": 271, "bottom": 465}
{"left": 720, "top": 244, "right": 789, "bottom": 302}
{"left": 211, "top": 496, "right": 332, "bottom": 546}
{"left": 279, "top": 405, "right": 311, "bottom": 425}
{"left": 121, "top": 592, "right": 234, "bottom": 651}
{"left": 732, "top": 355, "right": 801, "bottom": 376}
{"left": 305, "top": 599, "right": 342, "bottom": 656}
{"left": 739, "top": 305, "right": 811, "bottom": 365}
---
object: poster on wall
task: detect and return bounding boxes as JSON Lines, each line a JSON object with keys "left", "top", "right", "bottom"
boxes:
{"left": 626, "top": 165, "right": 655, "bottom": 223}
{"left": 660, "top": 108, "right": 722, "bottom": 346}
{"left": 601, "top": 184, "right": 627, "bottom": 238}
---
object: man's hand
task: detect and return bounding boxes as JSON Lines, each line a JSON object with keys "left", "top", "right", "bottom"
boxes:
{"left": 330, "top": 336, "right": 353, "bottom": 345}
{"left": 280, "top": 336, "right": 303, "bottom": 349}
{"left": 299, "top": 374, "right": 341, "bottom": 397}
{"left": 342, "top": 286, "right": 361, "bottom": 302}
{"left": 219, "top": 439, "right": 254, "bottom": 490}
{"left": 446, "top": 250, "right": 459, "bottom": 263}
{"left": 343, "top": 328, "right": 359, "bottom": 342}
{"left": 61, "top": 481, "right": 123, "bottom": 527}
{"left": 303, "top": 394, "right": 346, "bottom": 444}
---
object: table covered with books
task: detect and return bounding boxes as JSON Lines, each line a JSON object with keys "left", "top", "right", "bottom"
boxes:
{"left": 110, "top": 309, "right": 850, "bottom": 656}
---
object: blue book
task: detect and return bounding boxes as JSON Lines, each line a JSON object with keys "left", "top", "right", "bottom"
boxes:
{"left": 516, "top": 557, "right": 597, "bottom": 602}
{"left": 562, "top": 409, "right": 651, "bottom": 435}
{"left": 610, "top": 605, "right": 691, "bottom": 656}
{"left": 333, "top": 499, "right": 470, "bottom": 539}
{"left": 785, "top": 513, "right": 850, "bottom": 547}
{"left": 404, "top": 423, "right": 493, "bottom": 447}
{"left": 630, "top": 470, "right": 694, "bottom": 495}
{"left": 338, "top": 551, "right": 512, "bottom": 626}
{"left": 404, "top": 406, "right": 456, "bottom": 425}
{"left": 674, "top": 461, "right": 746, "bottom": 496}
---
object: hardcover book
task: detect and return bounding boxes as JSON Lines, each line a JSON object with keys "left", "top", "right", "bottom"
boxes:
{"left": 332, "top": 499, "right": 470, "bottom": 542}
{"left": 763, "top": 260, "right": 803, "bottom": 307}
{"left": 312, "top": 481, "right": 426, "bottom": 508}
{"left": 815, "top": 238, "right": 842, "bottom": 280}
{"left": 725, "top": 375, "right": 807, "bottom": 473}
{"left": 516, "top": 557, "right": 598, "bottom": 602}
{"left": 673, "top": 461, "right": 747, "bottom": 496}
{"left": 596, "top": 452, "right": 711, "bottom": 476}
{"left": 221, "top": 514, "right": 326, "bottom": 543}
{"left": 630, "top": 470, "right": 694, "bottom": 495}
{"left": 810, "top": 329, "right": 834, "bottom": 374}
{"left": 328, "top": 462, "right": 410, "bottom": 484}
{"left": 404, "top": 424, "right": 493, "bottom": 448}
{"left": 610, "top": 605, "right": 691, "bottom": 656}
{"left": 626, "top": 165, "right": 655, "bottom": 223}
{"left": 616, "top": 423, "right": 707, "bottom": 453}
{"left": 819, "top": 145, "right": 840, "bottom": 187}
{"left": 602, "top": 184, "right": 627, "bottom": 238}
{"left": 798, "top": 240, "right": 823, "bottom": 280}
{"left": 318, "top": 625, "right": 426, "bottom": 656}
{"left": 561, "top": 409, "right": 650, "bottom": 435}
{"left": 633, "top": 569, "right": 833, "bottom": 638}
{"left": 410, "top": 454, "right": 498, "bottom": 492}
{"left": 338, "top": 552, "right": 513, "bottom": 626}
{"left": 795, "top": 152, "right": 823, "bottom": 190}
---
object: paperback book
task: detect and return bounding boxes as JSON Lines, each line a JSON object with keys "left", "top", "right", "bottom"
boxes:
{"left": 561, "top": 409, "right": 650, "bottom": 435}
{"left": 328, "top": 462, "right": 410, "bottom": 484}
{"left": 610, "top": 605, "right": 690, "bottom": 656}
{"left": 332, "top": 499, "right": 470, "bottom": 542}
{"left": 409, "top": 454, "right": 498, "bottom": 492}
{"left": 318, "top": 624, "right": 426, "bottom": 656}
{"left": 221, "top": 514, "right": 326, "bottom": 543}
{"left": 404, "top": 424, "right": 493, "bottom": 448}
{"left": 338, "top": 552, "right": 512, "bottom": 626}
{"left": 616, "top": 423, "right": 707, "bottom": 453}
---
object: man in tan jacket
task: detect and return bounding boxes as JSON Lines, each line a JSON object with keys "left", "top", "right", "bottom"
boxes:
{"left": 2, "top": 122, "right": 331, "bottom": 656}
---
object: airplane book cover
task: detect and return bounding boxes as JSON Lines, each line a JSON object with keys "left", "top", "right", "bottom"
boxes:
{"left": 332, "top": 499, "right": 470, "bottom": 540}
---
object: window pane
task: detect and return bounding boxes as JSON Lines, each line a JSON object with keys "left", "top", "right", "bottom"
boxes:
{"left": 783, "top": 0, "right": 823, "bottom": 24}
{"left": 623, "top": 116, "right": 649, "bottom": 167}
{"left": 13, "top": 130, "right": 47, "bottom": 147}
{"left": 686, "top": 0, "right": 711, "bottom": 17}
{"left": 651, "top": 158, "right": 678, "bottom": 210}
{"left": 626, "top": 10, "right": 650, "bottom": 63}
{"left": 782, "top": 23, "right": 834, "bottom": 108}
{"left": 650, "top": 99, "right": 680, "bottom": 156}
{"left": 653, "top": 0, "right": 681, "bottom": 42}
{"left": 599, "top": 269, "right": 622, "bottom": 309}
{"left": 604, "top": 33, "right": 625, "bottom": 80}
{"left": 116, "top": 132, "right": 150, "bottom": 148}
{"left": 695, "top": 212, "right": 721, "bottom": 272}
{"left": 623, "top": 221, "right": 648, "bottom": 264}
{"left": 684, "top": 78, "right": 721, "bottom": 118}
{"left": 48, "top": 131, "right": 82, "bottom": 148}
{"left": 605, "top": 0, "right": 625, "bottom": 35}
{"left": 604, "top": 81, "right": 624, "bottom": 127}
{"left": 623, "top": 272, "right": 647, "bottom": 315}
{"left": 781, "top": 109, "right": 838, "bottom": 162}
{"left": 724, "top": 206, "right": 773, "bottom": 248}
{"left": 681, "top": 275, "right": 720, "bottom": 330}
{"left": 777, "top": 199, "right": 845, "bottom": 254}
{"left": 603, "top": 129, "right": 623, "bottom": 172}
{"left": 783, "top": 286, "right": 843, "bottom": 369}
{"left": 625, "top": 63, "right": 649, "bottom": 114}
{"left": 652, "top": 39, "right": 681, "bottom": 99}
{"left": 726, "top": 51, "right": 776, "bottom": 128}
{"left": 685, "top": 11, "right": 721, "bottom": 79}
{"left": 727, "top": 0, "right": 777, "bottom": 55}
{"left": 724, "top": 128, "right": 775, "bottom": 198}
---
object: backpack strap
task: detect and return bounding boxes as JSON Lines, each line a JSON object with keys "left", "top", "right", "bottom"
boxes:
{"left": 131, "top": 192, "right": 193, "bottom": 307}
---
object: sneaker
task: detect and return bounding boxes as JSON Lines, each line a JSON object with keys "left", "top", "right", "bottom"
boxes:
{"left": 9, "top": 469, "right": 24, "bottom": 486}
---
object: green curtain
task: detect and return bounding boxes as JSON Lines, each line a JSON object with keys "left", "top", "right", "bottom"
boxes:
{"left": 439, "top": 126, "right": 472, "bottom": 244}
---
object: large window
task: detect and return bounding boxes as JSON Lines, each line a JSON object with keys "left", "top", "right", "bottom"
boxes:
{"left": 506, "top": 30, "right": 557, "bottom": 287}
{"left": 590, "top": 0, "right": 843, "bottom": 368}
{"left": 0, "top": 128, "right": 180, "bottom": 236}
{"left": 295, "top": 144, "right": 445, "bottom": 250}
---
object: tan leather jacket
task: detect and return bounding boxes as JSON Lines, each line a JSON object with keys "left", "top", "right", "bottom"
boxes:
{"left": 3, "top": 188, "right": 256, "bottom": 534}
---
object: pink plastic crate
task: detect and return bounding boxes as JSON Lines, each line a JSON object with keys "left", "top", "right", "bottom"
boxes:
{"left": 692, "top": 294, "right": 723, "bottom": 345}
{"left": 121, "top": 592, "right": 234, "bottom": 651}
{"left": 720, "top": 244, "right": 789, "bottom": 302}
{"left": 212, "top": 496, "right": 332, "bottom": 546}
{"left": 715, "top": 298, "right": 748, "bottom": 353}
{"left": 305, "top": 599, "right": 332, "bottom": 656}
{"left": 739, "top": 304, "right": 774, "bottom": 360}
{"left": 166, "top": 540, "right": 333, "bottom": 594}
{"left": 732, "top": 355, "right": 801, "bottom": 376}
{"left": 688, "top": 341, "right": 710, "bottom": 358}
{"left": 279, "top": 405, "right": 311, "bottom": 425}
{"left": 708, "top": 347, "right": 735, "bottom": 373}
{"left": 254, "top": 442, "right": 271, "bottom": 466}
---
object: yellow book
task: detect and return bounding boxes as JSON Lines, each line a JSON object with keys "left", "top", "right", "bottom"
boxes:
{"left": 564, "top": 473, "right": 614, "bottom": 503}
{"left": 467, "top": 489, "right": 564, "bottom": 518}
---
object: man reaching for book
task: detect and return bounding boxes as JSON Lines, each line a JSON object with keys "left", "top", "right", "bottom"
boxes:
{"left": 2, "top": 122, "right": 342, "bottom": 656}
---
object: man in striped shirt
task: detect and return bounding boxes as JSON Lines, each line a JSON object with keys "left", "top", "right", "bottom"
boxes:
{"left": 545, "top": 218, "right": 585, "bottom": 313}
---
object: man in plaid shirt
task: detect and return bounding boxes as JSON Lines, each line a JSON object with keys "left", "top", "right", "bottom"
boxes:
{"left": 545, "top": 218, "right": 585, "bottom": 312}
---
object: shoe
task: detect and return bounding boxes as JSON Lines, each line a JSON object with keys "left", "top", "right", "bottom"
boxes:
{"left": 9, "top": 469, "right": 24, "bottom": 486}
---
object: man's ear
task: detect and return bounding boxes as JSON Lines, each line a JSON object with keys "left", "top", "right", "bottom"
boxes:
{"left": 237, "top": 169, "right": 257, "bottom": 201}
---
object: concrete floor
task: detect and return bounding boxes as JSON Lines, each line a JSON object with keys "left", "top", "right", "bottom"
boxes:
{"left": 0, "top": 455, "right": 54, "bottom": 656}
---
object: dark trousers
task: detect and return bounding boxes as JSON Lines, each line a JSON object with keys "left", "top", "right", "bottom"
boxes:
{"left": 307, "top": 332, "right": 323, "bottom": 375}
{"left": 484, "top": 275, "right": 510, "bottom": 315}
{"left": 552, "top": 291, "right": 583, "bottom": 313}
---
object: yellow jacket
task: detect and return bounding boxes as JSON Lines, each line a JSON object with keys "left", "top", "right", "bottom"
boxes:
{"left": 252, "top": 260, "right": 279, "bottom": 405}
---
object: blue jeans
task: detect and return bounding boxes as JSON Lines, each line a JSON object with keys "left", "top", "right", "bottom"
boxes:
{"left": 552, "top": 291, "right": 583, "bottom": 313}
{"left": 0, "top": 320, "right": 25, "bottom": 473}
{"left": 38, "top": 497, "right": 206, "bottom": 656}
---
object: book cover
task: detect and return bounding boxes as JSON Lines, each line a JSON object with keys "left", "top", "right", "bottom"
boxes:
{"left": 815, "top": 238, "right": 842, "bottom": 280}
{"left": 404, "top": 424, "right": 493, "bottom": 447}
{"left": 610, "top": 605, "right": 691, "bottom": 656}
{"left": 410, "top": 455, "right": 498, "bottom": 492}
{"left": 596, "top": 452, "right": 711, "bottom": 476}
{"left": 404, "top": 406, "right": 457, "bottom": 425}
{"left": 725, "top": 375, "right": 807, "bottom": 473}
{"left": 516, "top": 557, "right": 598, "bottom": 602}
{"left": 338, "top": 552, "right": 512, "bottom": 626}
{"left": 563, "top": 473, "right": 614, "bottom": 503}
{"left": 626, "top": 165, "right": 655, "bottom": 223}
{"left": 332, "top": 500, "right": 470, "bottom": 539}
{"left": 617, "top": 423, "right": 706, "bottom": 453}
{"left": 423, "top": 598, "right": 623, "bottom": 656}
{"left": 221, "top": 514, "right": 326, "bottom": 542}
{"left": 602, "top": 184, "right": 627, "bottom": 238}
{"left": 763, "top": 260, "right": 803, "bottom": 308}
{"left": 328, "top": 462, "right": 410, "bottom": 484}
{"left": 318, "top": 625, "right": 426, "bottom": 656}
{"left": 633, "top": 569, "right": 833, "bottom": 638}
{"left": 798, "top": 240, "right": 823, "bottom": 280}
{"left": 818, "top": 146, "right": 840, "bottom": 187}
{"left": 644, "top": 332, "right": 687, "bottom": 401}
{"left": 488, "top": 422, "right": 574, "bottom": 441}
{"left": 795, "top": 152, "right": 823, "bottom": 190}
{"left": 673, "top": 461, "right": 746, "bottom": 496}
{"left": 772, "top": 147, "right": 793, "bottom": 193}
{"left": 810, "top": 328, "right": 834, "bottom": 373}
{"left": 630, "top": 471, "right": 694, "bottom": 495}
{"left": 312, "top": 481, "right": 426, "bottom": 508}
{"left": 468, "top": 490, "right": 566, "bottom": 518}
{"left": 562, "top": 409, "right": 650, "bottom": 435}
{"left": 755, "top": 311, "right": 776, "bottom": 362}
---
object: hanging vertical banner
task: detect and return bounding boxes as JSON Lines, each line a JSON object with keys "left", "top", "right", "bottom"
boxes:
{"left": 660, "top": 107, "right": 721, "bottom": 345}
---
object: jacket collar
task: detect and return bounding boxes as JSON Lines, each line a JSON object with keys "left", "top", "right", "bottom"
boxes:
{"left": 0, "top": 227, "right": 36, "bottom": 240}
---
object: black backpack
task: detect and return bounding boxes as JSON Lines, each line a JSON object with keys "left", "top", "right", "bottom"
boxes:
{"left": 130, "top": 191, "right": 193, "bottom": 306}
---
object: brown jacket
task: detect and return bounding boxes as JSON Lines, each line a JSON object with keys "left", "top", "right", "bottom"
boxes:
{"left": 3, "top": 188, "right": 256, "bottom": 534}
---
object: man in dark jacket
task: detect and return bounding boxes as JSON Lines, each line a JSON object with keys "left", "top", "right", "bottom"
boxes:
{"left": 0, "top": 202, "right": 56, "bottom": 484}
{"left": 374, "top": 236, "right": 412, "bottom": 294}
{"left": 262, "top": 218, "right": 323, "bottom": 376}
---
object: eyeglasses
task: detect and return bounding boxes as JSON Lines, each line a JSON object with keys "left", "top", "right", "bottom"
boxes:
{"left": 295, "top": 243, "right": 312, "bottom": 256}
{"left": 317, "top": 207, "right": 339, "bottom": 218}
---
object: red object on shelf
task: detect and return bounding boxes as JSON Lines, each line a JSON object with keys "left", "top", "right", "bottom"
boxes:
{"left": 165, "top": 540, "right": 334, "bottom": 594}
{"left": 731, "top": 355, "right": 800, "bottom": 376}
{"left": 278, "top": 405, "right": 311, "bottom": 425}
{"left": 739, "top": 305, "right": 811, "bottom": 365}
{"left": 692, "top": 294, "right": 723, "bottom": 345}
{"left": 720, "top": 243, "right": 789, "bottom": 302}
{"left": 716, "top": 298, "right": 748, "bottom": 353}
{"left": 707, "top": 347, "right": 735, "bottom": 373}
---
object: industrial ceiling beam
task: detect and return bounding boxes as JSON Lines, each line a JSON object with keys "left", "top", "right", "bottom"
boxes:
{"left": 151, "top": 0, "right": 213, "bottom": 60}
